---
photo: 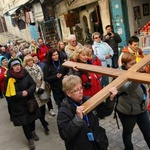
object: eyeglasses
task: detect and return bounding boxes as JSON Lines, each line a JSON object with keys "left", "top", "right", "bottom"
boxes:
{"left": 71, "top": 40, "right": 77, "bottom": 43}
{"left": 94, "top": 36, "right": 101, "bottom": 39}
{"left": 70, "top": 86, "right": 83, "bottom": 93}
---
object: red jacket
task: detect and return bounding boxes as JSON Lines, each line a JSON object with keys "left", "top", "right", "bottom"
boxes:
{"left": 81, "top": 72, "right": 102, "bottom": 97}
{"left": 88, "top": 56, "right": 102, "bottom": 79}
{"left": 0, "top": 66, "right": 6, "bottom": 93}
{"left": 37, "top": 44, "right": 50, "bottom": 62}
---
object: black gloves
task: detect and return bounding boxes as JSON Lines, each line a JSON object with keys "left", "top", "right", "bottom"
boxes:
{"left": 37, "top": 88, "right": 44, "bottom": 95}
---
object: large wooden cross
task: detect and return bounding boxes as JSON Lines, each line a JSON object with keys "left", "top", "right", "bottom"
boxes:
{"left": 63, "top": 54, "right": 150, "bottom": 115}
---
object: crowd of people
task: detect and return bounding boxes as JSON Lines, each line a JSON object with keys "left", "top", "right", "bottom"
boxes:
{"left": 0, "top": 24, "right": 150, "bottom": 150}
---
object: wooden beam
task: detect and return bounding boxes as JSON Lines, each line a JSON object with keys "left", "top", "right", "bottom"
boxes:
{"left": 82, "top": 76, "right": 128, "bottom": 114}
{"left": 63, "top": 61, "right": 125, "bottom": 77}
{"left": 62, "top": 54, "right": 150, "bottom": 115}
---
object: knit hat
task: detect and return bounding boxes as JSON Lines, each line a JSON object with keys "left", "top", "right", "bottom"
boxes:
{"left": 31, "top": 53, "right": 38, "bottom": 58}
{"left": 10, "top": 60, "right": 20, "bottom": 68}
{"left": 8, "top": 58, "right": 22, "bottom": 69}
{"left": 0, "top": 56, "right": 8, "bottom": 66}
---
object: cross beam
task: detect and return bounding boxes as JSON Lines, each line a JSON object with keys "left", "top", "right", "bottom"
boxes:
{"left": 63, "top": 54, "right": 150, "bottom": 115}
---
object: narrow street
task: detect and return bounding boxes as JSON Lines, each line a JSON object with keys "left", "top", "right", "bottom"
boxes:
{"left": 0, "top": 96, "right": 149, "bottom": 150}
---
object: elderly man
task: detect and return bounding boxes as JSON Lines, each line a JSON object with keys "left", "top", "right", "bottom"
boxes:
{"left": 65, "top": 34, "right": 82, "bottom": 61}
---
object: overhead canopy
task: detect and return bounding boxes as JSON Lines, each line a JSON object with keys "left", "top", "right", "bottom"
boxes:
{"left": 3, "top": 0, "right": 31, "bottom": 16}
{"left": 7, "top": 6, "right": 20, "bottom": 15}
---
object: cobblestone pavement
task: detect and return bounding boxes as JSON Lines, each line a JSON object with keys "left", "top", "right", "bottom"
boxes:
{"left": 0, "top": 97, "right": 149, "bottom": 150}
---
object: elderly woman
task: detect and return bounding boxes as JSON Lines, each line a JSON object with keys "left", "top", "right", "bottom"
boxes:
{"left": 92, "top": 32, "right": 114, "bottom": 88}
{"left": 23, "top": 55, "right": 50, "bottom": 134}
{"left": 4, "top": 58, "right": 40, "bottom": 150}
{"left": 57, "top": 75, "right": 117, "bottom": 150}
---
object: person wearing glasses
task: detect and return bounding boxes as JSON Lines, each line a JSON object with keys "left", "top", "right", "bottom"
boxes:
{"left": 57, "top": 75, "right": 117, "bottom": 150}
{"left": 65, "top": 34, "right": 83, "bottom": 61}
{"left": 92, "top": 32, "right": 114, "bottom": 88}
{"left": 72, "top": 47, "right": 102, "bottom": 99}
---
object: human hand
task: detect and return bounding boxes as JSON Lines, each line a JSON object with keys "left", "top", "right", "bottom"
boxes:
{"left": 73, "top": 65, "right": 79, "bottom": 71}
{"left": 109, "top": 87, "right": 118, "bottom": 101}
{"left": 76, "top": 106, "right": 85, "bottom": 119}
{"left": 22, "top": 90, "right": 28, "bottom": 97}
{"left": 110, "top": 32, "right": 114, "bottom": 37}
{"left": 106, "top": 35, "right": 110, "bottom": 39}
{"left": 105, "top": 54, "right": 111, "bottom": 59}
{"left": 57, "top": 73, "right": 62, "bottom": 78}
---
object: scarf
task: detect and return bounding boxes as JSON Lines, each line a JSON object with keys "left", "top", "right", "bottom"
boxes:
{"left": 9, "top": 67, "right": 24, "bottom": 79}
{"left": 5, "top": 78, "right": 16, "bottom": 97}
{"left": 94, "top": 41, "right": 110, "bottom": 54}
{"left": 5, "top": 67, "right": 24, "bottom": 97}
{"left": 25, "top": 64, "right": 42, "bottom": 81}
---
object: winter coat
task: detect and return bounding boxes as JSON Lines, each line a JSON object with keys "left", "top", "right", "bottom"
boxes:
{"left": 0, "top": 56, "right": 8, "bottom": 93}
{"left": 88, "top": 55, "right": 102, "bottom": 79}
{"left": 57, "top": 96, "right": 115, "bottom": 150}
{"left": 4, "top": 69, "right": 40, "bottom": 126}
{"left": 0, "top": 66, "right": 6, "bottom": 93}
{"left": 43, "top": 60, "right": 68, "bottom": 92}
{"left": 37, "top": 44, "right": 50, "bottom": 62}
{"left": 92, "top": 41, "right": 114, "bottom": 67}
{"left": 116, "top": 66, "right": 147, "bottom": 115}
{"left": 25, "top": 64, "right": 49, "bottom": 107}
{"left": 118, "top": 46, "right": 144, "bottom": 67}
{"left": 72, "top": 60, "right": 102, "bottom": 97}
{"left": 65, "top": 43, "right": 83, "bottom": 61}
{"left": 103, "top": 33, "right": 122, "bottom": 54}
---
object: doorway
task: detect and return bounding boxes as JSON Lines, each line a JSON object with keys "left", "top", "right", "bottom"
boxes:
{"left": 90, "top": 5, "right": 103, "bottom": 35}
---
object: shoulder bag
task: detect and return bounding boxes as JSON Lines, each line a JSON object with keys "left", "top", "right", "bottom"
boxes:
{"left": 39, "top": 83, "right": 50, "bottom": 101}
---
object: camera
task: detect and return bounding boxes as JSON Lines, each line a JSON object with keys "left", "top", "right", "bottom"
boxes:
{"left": 107, "top": 32, "right": 112, "bottom": 36}
{"left": 83, "top": 82, "right": 92, "bottom": 89}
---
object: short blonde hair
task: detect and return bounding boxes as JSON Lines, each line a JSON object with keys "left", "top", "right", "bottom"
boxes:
{"left": 73, "top": 47, "right": 89, "bottom": 61}
{"left": 62, "top": 75, "right": 82, "bottom": 93}
{"left": 23, "top": 55, "right": 33, "bottom": 67}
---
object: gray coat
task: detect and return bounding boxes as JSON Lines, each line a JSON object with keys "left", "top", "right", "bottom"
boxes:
{"left": 116, "top": 81, "right": 147, "bottom": 115}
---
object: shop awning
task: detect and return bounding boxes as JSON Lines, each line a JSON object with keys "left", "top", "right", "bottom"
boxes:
{"left": 7, "top": 6, "right": 20, "bottom": 15}
{"left": 3, "top": 0, "right": 31, "bottom": 16}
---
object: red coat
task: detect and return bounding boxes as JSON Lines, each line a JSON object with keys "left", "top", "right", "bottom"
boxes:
{"left": 0, "top": 66, "right": 6, "bottom": 93}
{"left": 88, "top": 56, "right": 102, "bottom": 79}
{"left": 37, "top": 45, "right": 50, "bottom": 62}
{"left": 81, "top": 72, "right": 102, "bottom": 97}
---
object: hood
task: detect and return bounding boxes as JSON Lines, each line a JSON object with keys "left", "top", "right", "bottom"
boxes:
{"left": 0, "top": 56, "right": 7, "bottom": 66}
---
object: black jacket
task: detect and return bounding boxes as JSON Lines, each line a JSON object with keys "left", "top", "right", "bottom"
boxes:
{"left": 57, "top": 96, "right": 115, "bottom": 150}
{"left": 4, "top": 69, "right": 40, "bottom": 126}
{"left": 103, "top": 33, "right": 122, "bottom": 54}
{"left": 43, "top": 60, "right": 68, "bottom": 92}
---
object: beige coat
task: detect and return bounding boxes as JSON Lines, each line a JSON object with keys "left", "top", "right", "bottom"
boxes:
{"left": 65, "top": 42, "right": 83, "bottom": 61}
{"left": 25, "top": 64, "right": 49, "bottom": 107}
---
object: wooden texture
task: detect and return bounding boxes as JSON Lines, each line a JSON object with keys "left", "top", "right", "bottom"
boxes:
{"left": 63, "top": 54, "right": 150, "bottom": 115}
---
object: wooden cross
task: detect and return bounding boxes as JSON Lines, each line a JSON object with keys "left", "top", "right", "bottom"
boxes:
{"left": 63, "top": 54, "right": 150, "bottom": 115}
